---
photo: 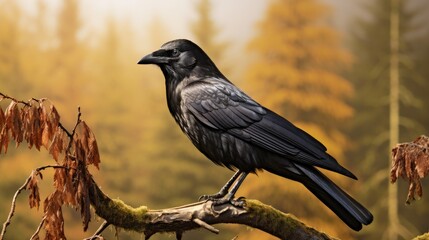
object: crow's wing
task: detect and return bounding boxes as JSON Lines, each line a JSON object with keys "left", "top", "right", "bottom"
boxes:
{"left": 182, "top": 78, "right": 356, "bottom": 178}
{"left": 184, "top": 79, "right": 265, "bottom": 130}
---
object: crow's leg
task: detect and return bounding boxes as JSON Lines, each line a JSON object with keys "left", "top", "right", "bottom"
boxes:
{"left": 199, "top": 170, "right": 242, "bottom": 201}
{"left": 212, "top": 172, "right": 248, "bottom": 207}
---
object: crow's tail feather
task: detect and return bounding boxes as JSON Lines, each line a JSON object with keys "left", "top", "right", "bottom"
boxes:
{"left": 295, "top": 164, "right": 373, "bottom": 231}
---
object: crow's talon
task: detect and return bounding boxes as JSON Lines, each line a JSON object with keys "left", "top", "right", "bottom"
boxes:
{"left": 199, "top": 194, "right": 220, "bottom": 201}
{"left": 199, "top": 191, "right": 227, "bottom": 201}
{"left": 199, "top": 195, "right": 210, "bottom": 201}
{"left": 211, "top": 197, "right": 230, "bottom": 205}
{"left": 236, "top": 196, "right": 246, "bottom": 201}
{"left": 230, "top": 198, "right": 246, "bottom": 208}
{"left": 209, "top": 197, "right": 245, "bottom": 208}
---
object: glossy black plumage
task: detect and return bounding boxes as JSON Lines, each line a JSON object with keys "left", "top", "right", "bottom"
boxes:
{"left": 138, "top": 39, "right": 373, "bottom": 231}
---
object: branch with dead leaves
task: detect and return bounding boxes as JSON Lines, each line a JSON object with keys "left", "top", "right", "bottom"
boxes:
{"left": 0, "top": 92, "right": 99, "bottom": 239}
{"left": 0, "top": 92, "right": 335, "bottom": 239}
{"left": 391, "top": 135, "right": 429, "bottom": 204}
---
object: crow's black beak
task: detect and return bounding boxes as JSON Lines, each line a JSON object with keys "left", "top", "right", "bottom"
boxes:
{"left": 137, "top": 53, "right": 157, "bottom": 64}
{"left": 137, "top": 50, "right": 169, "bottom": 65}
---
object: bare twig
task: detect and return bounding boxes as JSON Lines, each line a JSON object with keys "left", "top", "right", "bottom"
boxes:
{"left": 36, "top": 165, "right": 70, "bottom": 172}
{"left": 0, "top": 172, "right": 33, "bottom": 239}
{"left": 85, "top": 221, "right": 110, "bottom": 240}
{"left": 0, "top": 166, "right": 69, "bottom": 240}
{"left": 0, "top": 92, "right": 30, "bottom": 106}
{"left": 30, "top": 216, "right": 46, "bottom": 240}
{"left": 176, "top": 231, "right": 182, "bottom": 240}
{"left": 72, "top": 106, "right": 82, "bottom": 137}
{"left": 192, "top": 218, "right": 219, "bottom": 234}
{"left": 58, "top": 122, "right": 72, "bottom": 138}
{"left": 64, "top": 106, "right": 81, "bottom": 152}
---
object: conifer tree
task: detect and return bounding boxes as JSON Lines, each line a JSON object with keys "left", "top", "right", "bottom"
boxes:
{"left": 49, "top": 0, "right": 88, "bottom": 121}
{"left": 348, "top": 0, "right": 429, "bottom": 239}
{"left": 190, "top": 0, "right": 229, "bottom": 74}
{"left": 0, "top": 1, "right": 28, "bottom": 95}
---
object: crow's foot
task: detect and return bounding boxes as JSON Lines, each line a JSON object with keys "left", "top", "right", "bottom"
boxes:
{"left": 210, "top": 195, "right": 246, "bottom": 208}
{"left": 198, "top": 189, "right": 228, "bottom": 201}
{"left": 230, "top": 196, "right": 246, "bottom": 208}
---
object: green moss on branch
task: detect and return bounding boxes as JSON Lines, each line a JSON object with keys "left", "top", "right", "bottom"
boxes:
{"left": 89, "top": 181, "right": 337, "bottom": 239}
{"left": 240, "top": 200, "right": 337, "bottom": 240}
{"left": 89, "top": 181, "right": 150, "bottom": 231}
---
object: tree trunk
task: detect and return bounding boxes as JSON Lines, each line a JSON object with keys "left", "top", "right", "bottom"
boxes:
{"left": 388, "top": 0, "right": 400, "bottom": 239}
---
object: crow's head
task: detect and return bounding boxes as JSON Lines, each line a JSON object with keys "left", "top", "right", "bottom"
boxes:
{"left": 138, "top": 39, "right": 223, "bottom": 80}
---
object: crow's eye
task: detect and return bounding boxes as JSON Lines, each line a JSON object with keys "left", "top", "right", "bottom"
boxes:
{"left": 171, "top": 49, "right": 180, "bottom": 57}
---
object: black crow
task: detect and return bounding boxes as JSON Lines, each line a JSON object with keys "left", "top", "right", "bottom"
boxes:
{"left": 138, "top": 39, "right": 373, "bottom": 231}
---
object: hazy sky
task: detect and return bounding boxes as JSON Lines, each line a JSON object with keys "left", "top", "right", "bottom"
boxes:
{"left": 20, "top": 0, "right": 364, "bottom": 54}
{"left": 79, "top": 0, "right": 268, "bottom": 47}
{"left": 74, "top": 0, "right": 365, "bottom": 62}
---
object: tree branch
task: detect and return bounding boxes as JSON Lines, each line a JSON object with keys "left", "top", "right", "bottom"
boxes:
{"left": 88, "top": 180, "right": 337, "bottom": 240}
{"left": 30, "top": 216, "right": 46, "bottom": 240}
{"left": 0, "top": 172, "right": 33, "bottom": 239}
{"left": 412, "top": 232, "right": 429, "bottom": 240}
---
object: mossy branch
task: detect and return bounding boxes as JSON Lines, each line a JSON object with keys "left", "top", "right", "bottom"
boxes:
{"left": 88, "top": 179, "right": 337, "bottom": 240}
{"left": 412, "top": 232, "right": 429, "bottom": 240}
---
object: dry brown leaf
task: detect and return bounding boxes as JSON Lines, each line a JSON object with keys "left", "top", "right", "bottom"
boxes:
{"left": 48, "top": 136, "right": 61, "bottom": 162}
{"left": 14, "top": 107, "right": 24, "bottom": 145}
{"left": 5, "top": 101, "right": 16, "bottom": 129}
{"left": 89, "top": 137, "right": 101, "bottom": 169}
{"left": 80, "top": 121, "right": 100, "bottom": 168}
{"left": 0, "top": 101, "right": 18, "bottom": 154}
{"left": 43, "top": 191, "right": 66, "bottom": 240}
{"left": 23, "top": 104, "right": 43, "bottom": 150}
{"left": 0, "top": 107, "right": 5, "bottom": 153}
{"left": 27, "top": 170, "right": 42, "bottom": 210}
{"left": 49, "top": 128, "right": 67, "bottom": 163}
{"left": 79, "top": 179, "right": 91, "bottom": 231}
{"left": 22, "top": 105, "right": 32, "bottom": 147}
{"left": 4, "top": 101, "right": 24, "bottom": 146}
{"left": 41, "top": 123, "right": 50, "bottom": 149}
{"left": 53, "top": 165, "right": 77, "bottom": 207}
{"left": 0, "top": 107, "right": 5, "bottom": 128}
{"left": 4, "top": 102, "right": 15, "bottom": 129}
{"left": 0, "top": 126, "right": 9, "bottom": 154}
{"left": 38, "top": 103, "right": 60, "bottom": 151}
{"left": 75, "top": 138, "right": 86, "bottom": 164}
{"left": 0, "top": 107, "right": 5, "bottom": 154}
{"left": 64, "top": 160, "right": 78, "bottom": 206}
{"left": 38, "top": 104, "right": 49, "bottom": 151}
{"left": 48, "top": 105, "right": 60, "bottom": 137}
{"left": 391, "top": 135, "right": 429, "bottom": 204}
{"left": 76, "top": 160, "right": 91, "bottom": 230}
{"left": 76, "top": 121, "right": 90, "bottom": 157}
{"left": 414, "top": 135, "right": 429, "bottom": 149}
{"left": 53, "top": 167, "right": 66, "bottom": 190}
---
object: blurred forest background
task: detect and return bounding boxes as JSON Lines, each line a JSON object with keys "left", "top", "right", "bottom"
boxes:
{"left": 1, "top": 0, "right": 429, "bottom": 239}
